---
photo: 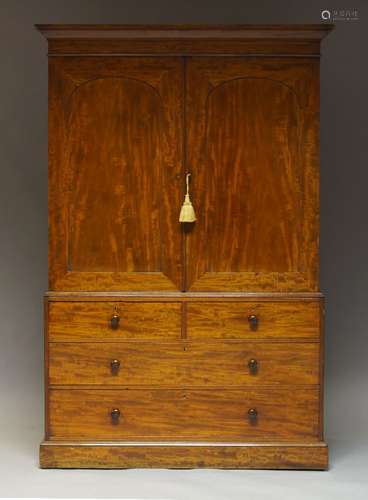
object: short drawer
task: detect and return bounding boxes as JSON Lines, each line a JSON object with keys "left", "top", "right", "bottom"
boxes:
{"left": 48, "top": 302, "right": 181, "bottom": 341}
{"left": 187, "top": 301, "right": 320, "bottom": 339}
{"left": 48, "top": 388, "right": 320, "bottom": 441}
{"left": 48, "top": 342, "right": 319, "bottom": 386}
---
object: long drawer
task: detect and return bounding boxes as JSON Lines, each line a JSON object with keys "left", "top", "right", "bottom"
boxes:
{"left": 48, "top": 302, "right": 182, "bottom": 341}
{"left": 187, "top": 302, "right": 320, "bottom": 339}
{"left": 48, "top": 342, "right": 319, "bottom": 386}
{"left": 48, "top": 388, "right": 320, "bottom": 441}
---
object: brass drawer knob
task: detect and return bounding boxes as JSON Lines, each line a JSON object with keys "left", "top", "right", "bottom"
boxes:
{"left": 110, "top": 408, "right": 121, "bottom": 424}
{"left": 248, "top": 314, "right": 259, "bottom": 331}
{"left": 110, "top": 359, "right": 121, "bottom": 375}
{"left": 247, "top": 408, "right": 258, "bottom": 423}
{"left": 110, "top": 312, "right": 120, "bottom": 330}
{"left": 248, "top": 358, "right": 258, "bottom": 375}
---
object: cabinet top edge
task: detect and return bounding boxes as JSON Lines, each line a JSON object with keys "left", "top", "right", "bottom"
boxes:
{"left": 35, "top": 24, "right": 334, "bottom": 41}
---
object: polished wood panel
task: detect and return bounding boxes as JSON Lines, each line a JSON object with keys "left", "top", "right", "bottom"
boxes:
{"left": 48, "top": 302, "right": 182, "bottom": 341}
{"left": 48, "top": 341, "right": 319, "bottom": 386}
{"left": 186, "top": 57, "right": 319, "bottom": 292}
{"left": 68, "top": 80, "right": 162, "bottom": 274}
{"left": 48, "top": 56, "right": 183, "bottom": 291}
{"left": 187, "top": 301, "right": 320, "bottom": 339}
{"left": 40, "top": 442, "right": 328, "bottom": 469}
{"left": 48, "top": 388, "right": 320, "bottom": 441}
{"left": 194, "top": 79, "right": 300, "bottom": 273}
{"left": 47, "top": 39, "right": 323, "bottom": 56}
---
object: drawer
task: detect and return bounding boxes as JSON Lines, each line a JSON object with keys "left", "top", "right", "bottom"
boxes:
{"left": 187, "top": 302, "right": 320, "bottom": 339}
{"left": 48, "top": 342, "right": 319, "bottom": 386}
{"left": 48, "top": 302, "right": 181, "bottom": 341}
{"left": 48, "top": 388, "right": 320, "bottom": 441}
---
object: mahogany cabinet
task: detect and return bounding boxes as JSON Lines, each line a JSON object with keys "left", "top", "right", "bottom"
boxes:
{"left": 37, "top": 24, "right": 333, "bottom": 469}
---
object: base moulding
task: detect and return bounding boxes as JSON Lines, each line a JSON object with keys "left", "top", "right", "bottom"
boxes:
{"left": 40, "top": 441, "right": 328, "bottom": 469}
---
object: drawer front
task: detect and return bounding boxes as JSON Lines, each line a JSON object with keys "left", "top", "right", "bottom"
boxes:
{"left": 48, "top": 342, "right": 319, "bottom": 386}
{"left": 48, "top": 302, "right": 181, "bottom": 341}
{"left": 48, "top": 388, "right": 320, "bottom": 441}
{"left": 187, "top": 302, "right": 320, "bottom": 339}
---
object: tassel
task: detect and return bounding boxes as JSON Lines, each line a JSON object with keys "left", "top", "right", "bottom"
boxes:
{"left": 179, "top": 173, "right": 196, "bottom": 223}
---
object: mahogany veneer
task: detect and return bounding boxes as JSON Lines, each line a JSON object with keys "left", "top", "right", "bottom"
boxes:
{"left": 37, "top": 24, "right": 333, "bottom": 469}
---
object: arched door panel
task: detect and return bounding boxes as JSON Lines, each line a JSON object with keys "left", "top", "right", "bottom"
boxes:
{"left": 186, "top": 58, "right": 319, "bottom": 291}
{"left": 49, "top": 57, "right": 183, "bottom": 291}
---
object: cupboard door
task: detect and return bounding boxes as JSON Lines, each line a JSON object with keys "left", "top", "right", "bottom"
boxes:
{"left": 185, "top": 58, "right": 319, "bottom": 292}
{"left": 49, "top": 57, "right": 183, "bottom": 291}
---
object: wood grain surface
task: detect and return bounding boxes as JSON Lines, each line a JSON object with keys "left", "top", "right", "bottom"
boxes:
{"left": 48, "top": 341, "right": 319, "bottom": 386}
{"left": 67, "top": 79, "right": 163, "bottom": 274}
{"left": 185, "top": 57, "right": 319, "bottom": 292}
{"left": 187, "top": 301, "right": 320, "bottom": 339}
{"left": 48, "top": 301, "right": 182, "bottom": 341}
{"left": 48, "top": 388, "right": 320, "bottom": 441}
{"left": 48, "top": 55, "right": 320, "bottom": 293}
{"left": 49, "top": 56, "right": 183, "bottom": 291}
{"left": 40, "top": 441, "right": 328, "bottom": 469}
{"left": 46, "top": 39, "right": 323, "bottom": 56}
